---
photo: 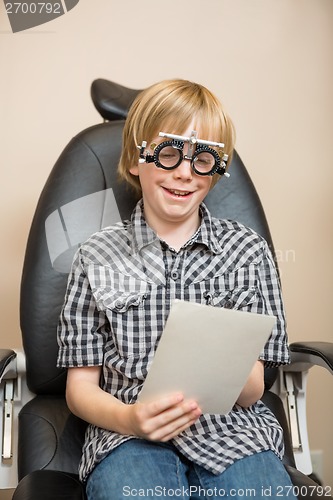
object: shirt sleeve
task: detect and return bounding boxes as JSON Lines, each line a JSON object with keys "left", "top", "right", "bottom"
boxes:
{"left": 255, "top": 241, "right": 291, "bottom": 367}
{"left": 57, "top": 250, "right": 108, "bottom": 368}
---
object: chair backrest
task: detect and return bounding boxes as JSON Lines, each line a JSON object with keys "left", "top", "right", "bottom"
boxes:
{"left": 20, "top": 113, "right": 277, "bottom": 397}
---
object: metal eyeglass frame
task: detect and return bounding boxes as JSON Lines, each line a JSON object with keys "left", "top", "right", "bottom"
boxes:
{"left": 137, "top": 130, "right": 230, "bottom": 177}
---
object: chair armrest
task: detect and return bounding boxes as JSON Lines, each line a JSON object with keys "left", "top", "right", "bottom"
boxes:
{"left": 280, "top": 341, "right": 333, "bottom": 477}
{"left": 0, "top": 349, "right": 33, "bottom": 486}
{"left": 0, "top": 349, "right": 17, "bottom": 470}
{"left": 0, "top": 348, "right": 17, "bottom": 380}
{"left": 289, "top": 342, "right": 333, "bottom": 374}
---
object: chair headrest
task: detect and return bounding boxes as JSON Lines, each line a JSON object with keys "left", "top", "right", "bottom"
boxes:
{"left": 91, "top": 79, "right": 141, "bottom": 121}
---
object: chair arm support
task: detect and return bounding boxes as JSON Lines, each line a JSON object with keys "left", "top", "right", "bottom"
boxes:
{"left": 289, "top": 342, "right": 333, "bottom": 374}
{"left": 0, "top": 349, "right": 17, "bottom": 380}
{"left": 0, "top": 349, "right": 30, "bottom": 471}
{"left": 0, "top": 349, "right": 17, "bottom": 464}
{"left": 279, "top": 341, "right": 332, "bottom": 476}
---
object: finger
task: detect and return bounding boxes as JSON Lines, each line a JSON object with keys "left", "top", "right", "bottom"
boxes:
{"left": 157, "top": 400, "right": 200, "bottom": 426}
{"left": 149, "top": 407, "right": 201, "bottom": 442}
{"left": 156, "top": 413, "right": 201, "bottom": 442}
{"left": 133, "top": 397, "right": 200, "bottom": 439}
{"left": 143, "top": 399, "right": 199, "bottom": 436}
{"left": 146, "top": 393, "right": 185, "bottom": 417}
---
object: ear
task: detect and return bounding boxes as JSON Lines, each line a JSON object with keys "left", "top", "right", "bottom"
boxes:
{"left": 129, "top": 164, "right": 139, "bottom": 176}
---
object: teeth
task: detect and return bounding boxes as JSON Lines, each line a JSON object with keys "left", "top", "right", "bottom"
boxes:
{"left": 169, "top": 189, "right": 190, "bottom": 196}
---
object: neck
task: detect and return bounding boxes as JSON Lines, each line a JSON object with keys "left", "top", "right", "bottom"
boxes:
{"left": 158, "top": 224, "right": 198, "bottom": 251}
{"left": 145, "top": 213, "right": 201, "bottom": 252}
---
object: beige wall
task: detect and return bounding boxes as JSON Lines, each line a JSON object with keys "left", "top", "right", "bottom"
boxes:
{"left": 1, "top": 0, "right": 332, "bottom": 487}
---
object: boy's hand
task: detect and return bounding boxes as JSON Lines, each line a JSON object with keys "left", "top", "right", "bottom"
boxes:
{"left": 126, "top": 393, "right": 202, "bottom": 442}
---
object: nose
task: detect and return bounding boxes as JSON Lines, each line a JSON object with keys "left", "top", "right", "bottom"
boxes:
{"left": 173, "top": 157, "right": 193, "bottom": 180}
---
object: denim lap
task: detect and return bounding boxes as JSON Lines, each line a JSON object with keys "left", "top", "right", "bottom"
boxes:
{"left": 86, "top": 439, "right": 189, "bottom": 499}
{"left": 86, "top": 439, "right": 296, "bottom": 500}
{"left": 188, "top": 449, "right": 297, "bottom": 499}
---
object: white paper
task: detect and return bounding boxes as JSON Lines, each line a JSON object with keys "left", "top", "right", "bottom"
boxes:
{"left": 139, "top": 300, "right": 276, "bottom": 414}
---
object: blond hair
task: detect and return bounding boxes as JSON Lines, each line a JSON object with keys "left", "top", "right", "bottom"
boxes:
{"left": 118, "top": 79, "right": 235, "bottom": 194}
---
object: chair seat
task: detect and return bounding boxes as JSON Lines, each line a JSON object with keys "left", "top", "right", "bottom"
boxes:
{"left": 17, "top": 395, "right": 87, "bottom": 480}
{"left": 12, "top": 470, "right": 86, "bottom": 500}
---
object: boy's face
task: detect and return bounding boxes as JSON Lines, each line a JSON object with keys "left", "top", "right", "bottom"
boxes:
{"left": 129, "top": 121, "right": 213, "bottom": 234}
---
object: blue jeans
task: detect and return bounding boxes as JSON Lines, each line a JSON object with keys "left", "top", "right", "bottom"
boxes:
{"left": 86, "top": 439, "right": 297, "bottom": 500}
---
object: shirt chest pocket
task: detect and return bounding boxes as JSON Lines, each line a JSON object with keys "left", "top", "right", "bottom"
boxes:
{"left": 208, "top": 287, "right": 258, "bottom": 310}
{"left": 96, "top": 290, "right": 148, "bottom": 360}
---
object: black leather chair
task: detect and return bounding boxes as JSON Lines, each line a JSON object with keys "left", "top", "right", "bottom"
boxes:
{"left": 1, "top": 79, "right": 332, "bottom": 499}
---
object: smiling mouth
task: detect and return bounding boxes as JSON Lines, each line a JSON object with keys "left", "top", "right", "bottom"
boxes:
{"left": 165, "top": 188, "right": 192, "bottom": 197}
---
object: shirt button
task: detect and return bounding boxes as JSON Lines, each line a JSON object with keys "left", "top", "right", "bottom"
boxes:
{"left": 115, "top": 299, "right": 124, "bottom": 309}
{"left": 170, "top": 270, "right": 179, "bottom": 280}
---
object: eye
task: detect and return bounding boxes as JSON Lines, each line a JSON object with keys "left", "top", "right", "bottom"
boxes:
{"left": 194, "top": 152, "right": 215, "bottom": 170}
{"left": 160, "top": 152, "right": 177, "bottom": 159}
{"left": 158, "top": 146, "right": 181, "bottom": 165}
{"left": 196, "top": 155, "right": 211, "bottom": 165}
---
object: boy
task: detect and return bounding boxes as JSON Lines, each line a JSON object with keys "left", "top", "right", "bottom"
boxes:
{"left": 57, "top": 79, "right": 296, "bottom": 498}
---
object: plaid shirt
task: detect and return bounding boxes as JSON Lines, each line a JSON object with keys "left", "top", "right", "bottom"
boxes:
{"left": 57, "top": 201, "right": 290, "bottom": 482}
